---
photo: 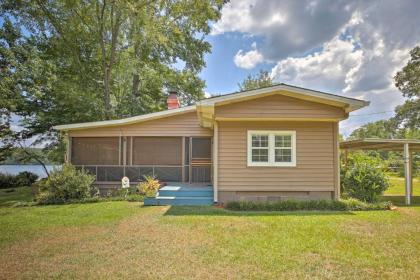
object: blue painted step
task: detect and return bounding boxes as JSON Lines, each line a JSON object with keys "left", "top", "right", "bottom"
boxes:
{"left": 158, "top": 186, "right": 213, "bottom": 197}
{"left": 144, "top": 196, "right": 213, "bottom": 206}
{"left": 144, "top": 185, "right": 214, "bottom": 206}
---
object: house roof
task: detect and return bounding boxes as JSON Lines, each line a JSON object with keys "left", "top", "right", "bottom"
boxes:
{"left": 340, "top": 138, "right": 420, "bottom": 151}
{"left": 53, "top": 105, "right": 196, "bottom": 131}
{"left": 54, "top": 83, "right": 368, "bottom": 131}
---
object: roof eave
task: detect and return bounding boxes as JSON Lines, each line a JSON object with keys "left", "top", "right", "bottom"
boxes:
{"left": 53, "top": 105, "right": 196, "bottom": 131}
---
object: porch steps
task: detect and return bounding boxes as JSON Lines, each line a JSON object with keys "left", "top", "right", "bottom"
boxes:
{"left": 144, "top": 185, "right": 214, "bottom": 206}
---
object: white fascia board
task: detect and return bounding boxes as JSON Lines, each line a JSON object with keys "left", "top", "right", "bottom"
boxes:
{"left": 53, "top": 105, "right": 196, "bottom": 131}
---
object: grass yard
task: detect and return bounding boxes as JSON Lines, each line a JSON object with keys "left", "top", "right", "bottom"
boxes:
{"left": 0, "top": 200, "right": 419, "bottom": 279}
{"left": 0, "top": 187, "right": 34, "bottom": 207}
{"left": 384, "top": 175, "right": 420, "bottom": 196}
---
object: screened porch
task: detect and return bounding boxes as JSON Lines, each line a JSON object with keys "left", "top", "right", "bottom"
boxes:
{"left": 69, "top": 136, "right": 212, "bottom": 185}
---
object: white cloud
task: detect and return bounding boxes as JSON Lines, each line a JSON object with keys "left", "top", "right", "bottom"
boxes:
{"left": 211, "top": 0, "right": 258, "bottom": 35}
{"left": 234, "top": 42, "right": 264, "bottom": 69}
{"left": 271, "top": 37, "right": 363, "bottom": 93}
{"left": 214, "top": 0, "right": 357, "bottom": 60}
{"left": 214, "top": 0, "right": 420, "bottom": 135}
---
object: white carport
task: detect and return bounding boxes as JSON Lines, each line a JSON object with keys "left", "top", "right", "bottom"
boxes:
{"left": 340, "top": 139, "right": 420, "bottom": 205}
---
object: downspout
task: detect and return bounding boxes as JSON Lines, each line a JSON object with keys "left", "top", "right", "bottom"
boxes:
{"left": 334, "top": 122, "right": 340, "bottom": 200}
{"left": 213, "top": 121, "right": 218, "bottom": 203}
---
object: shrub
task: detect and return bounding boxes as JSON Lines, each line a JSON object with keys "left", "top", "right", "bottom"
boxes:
{"left": 36, "top": 164, "right": 96, "bottom": 204}
{"left": 137, "top": 175, "right": 161, "bottom": 197}
{"left": 225, "top": 199, "right": 393, "bottom": 211}
{"left": 14, "top": 171, "right": 39, "bottom": 187}
{"left": 0, "top": 171, "right": 39, "bottom": 189}
{"left": 342, "top": 154, "right": 390, "bottom": 203}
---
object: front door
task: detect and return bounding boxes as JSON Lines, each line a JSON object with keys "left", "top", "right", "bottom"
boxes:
{"left": 189, "top": 137, "right": 212, "bottom": 183}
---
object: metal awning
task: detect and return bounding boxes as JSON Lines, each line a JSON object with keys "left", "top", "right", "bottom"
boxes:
{"left": 340, "top": 138, "right": 420, "bottom": 151}
{"left": 340, "top": 138, "right": 420, "bottom": 205}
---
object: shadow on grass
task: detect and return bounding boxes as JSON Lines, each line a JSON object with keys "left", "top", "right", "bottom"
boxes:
{"left": 381, "top": 196, "right": 420, "bottom": 207}
{"left": 162, "top": 205, "right": 355, "bottom": 217}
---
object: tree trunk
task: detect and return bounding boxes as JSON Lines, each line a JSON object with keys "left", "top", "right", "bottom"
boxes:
{"left": 18, "top": 144, "right": 50, "bottom": 177}
{"left": 132, "top": 74, "right": 140, "bottom": 97}
{"left": 103, "top": 67, "right": 112, "bottom": 119}
{"left": 96, "top": 0, "right": 121, "bottom": 120}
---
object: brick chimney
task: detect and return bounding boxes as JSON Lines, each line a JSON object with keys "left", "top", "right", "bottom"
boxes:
{"left": 167, "top": 91, "right": 180, "bottom": 110}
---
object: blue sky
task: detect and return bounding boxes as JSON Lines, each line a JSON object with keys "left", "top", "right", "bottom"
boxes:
{"left": 199, "top": 33, "right": 275, "bottom": 94}
{"left": 200, "top": 0, "right": 420, "bottom": 136}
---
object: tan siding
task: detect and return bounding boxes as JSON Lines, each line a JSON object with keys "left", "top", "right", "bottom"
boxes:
{"left": 68, "top": 112, "right": 212, "bottom": 137}
{"left": 218, "top": 121, "right": 335, "bottom": 192}
{"left": 215, "top": 94, "right": 346, "bottom": 119}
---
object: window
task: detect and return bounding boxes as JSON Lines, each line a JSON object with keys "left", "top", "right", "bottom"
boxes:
{"left": 247, "top": 131, "right": 296, "bottom": 167}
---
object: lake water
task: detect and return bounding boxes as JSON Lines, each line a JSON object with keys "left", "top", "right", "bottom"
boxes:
{"left": 0, "top": 165, "right": 60, "bottom": 179}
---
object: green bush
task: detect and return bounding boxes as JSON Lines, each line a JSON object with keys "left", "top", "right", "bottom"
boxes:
{"left": 0, "top": 171, "right": 39, "bottom": 189}
{"left": 15, "top": 171, "right": 39, "bottom": 187}
{"left": 225, "top": 198, "right": 393, "bottom": 211}
{"left": 342, "top": 154, "right": 390, "bottom": 203}
{"left": 36, "top": 164, "right": 96, "bottom": 204}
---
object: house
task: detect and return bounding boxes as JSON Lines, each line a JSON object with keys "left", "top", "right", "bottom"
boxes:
{"left": 54, "top": 84, "right": 368, "bottom": 205}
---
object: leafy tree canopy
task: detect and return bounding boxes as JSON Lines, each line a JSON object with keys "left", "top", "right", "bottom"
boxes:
{"left": 0, "top": 0, "right": 225, "bottom": 163}
{"left": 395, "top": 46, "right": 420, "bottom": 98}
{"left": 238, "top": 70, "right": 273, "bottom": 91}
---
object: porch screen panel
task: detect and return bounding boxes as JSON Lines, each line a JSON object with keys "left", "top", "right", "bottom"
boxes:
{"left": 192, "top": 166, "right": 211, "bottom": 183}
{"left": 132, "top": 137, "right": 182, "bottom": 165}
{"left": 192, "top": 138, "right": 212, "bottom": 159}
{"left": 72, "top": 137, "right": 119, "bottom": 165}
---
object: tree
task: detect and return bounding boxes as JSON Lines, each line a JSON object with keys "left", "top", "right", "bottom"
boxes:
{"left": 238, "top": 70, "right": 273, "bottom": 91}
{"left": 395, "top": 46, "right": 420, "bottom": 98}
{"left": 393, "top": 99, "right": 420, "bottom": 131}
{"left": 393, "top": 45, "right": 420, "bottom": 131}
{"left": 0, "top": 0, "right": 224, "bottom": 166}
{"left": 348, "top": 120, "right": 398, "bottom": 140}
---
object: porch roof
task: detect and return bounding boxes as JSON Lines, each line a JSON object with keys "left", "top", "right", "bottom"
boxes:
{"left": 340, "top": 138, "right": 420, "bottom": 151}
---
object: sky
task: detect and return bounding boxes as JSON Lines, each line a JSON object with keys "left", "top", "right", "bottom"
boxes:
{"left": 199, "top": 0, "right": 420, "bottom": 137}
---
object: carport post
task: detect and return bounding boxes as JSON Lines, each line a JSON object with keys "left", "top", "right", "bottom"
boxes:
{"left": 403, "top": 143, "right": 411, "bottom": 205}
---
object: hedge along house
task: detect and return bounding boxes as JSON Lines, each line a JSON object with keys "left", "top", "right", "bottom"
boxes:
{"left": 54, "top": 84, "right": 368, "bottom": 205}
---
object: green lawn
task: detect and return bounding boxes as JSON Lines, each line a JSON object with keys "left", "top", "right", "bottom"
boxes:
{"left": 384, "top": 175, "right": 420, "bottom": 196}
{"left": 0, "top": 187, "right": 34, "bottom": 207}
{"left": 0, "top": 198, "right": 419, "bottom": 278}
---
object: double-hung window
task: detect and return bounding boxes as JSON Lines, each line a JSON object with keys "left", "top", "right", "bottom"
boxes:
{"left": 247, "top": 131, "right": 296, "bottom": 167}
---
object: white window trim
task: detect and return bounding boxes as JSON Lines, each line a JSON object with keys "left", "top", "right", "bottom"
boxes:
{"left": 247, "top": 130, "right": 296, "bottom": 167}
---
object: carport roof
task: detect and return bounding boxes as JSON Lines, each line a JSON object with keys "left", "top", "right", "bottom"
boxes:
{"left": 340, "top": 138, "right": 420, "bottom": 151}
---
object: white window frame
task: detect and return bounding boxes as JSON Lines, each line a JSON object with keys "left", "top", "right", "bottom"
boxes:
{"left": 247, "top": 130, "right": 296, "bottom": 167}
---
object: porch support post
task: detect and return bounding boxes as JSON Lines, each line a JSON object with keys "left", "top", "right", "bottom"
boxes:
{"left": 118, "top": 135, "right": 122, "bottom": 166}
{"left": 213, "top": 121, "right": 218, "bottom": 203}
{"left": 130, "top": 136, "right": 133, "bottom": 165}
{"left": 66, "top": 133, "right": 72, "bottom": 164}
{"left": 189, "top": 137, "right": 192, "bottom": 184}
{"left": 404, "top": 143, "right": 411, "bottom": 205}
{"left": 123, "top": 137, "right": 127, "bottom": 166}
{"left": 181, "top": 137, "right": 185, "bottom": 182}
